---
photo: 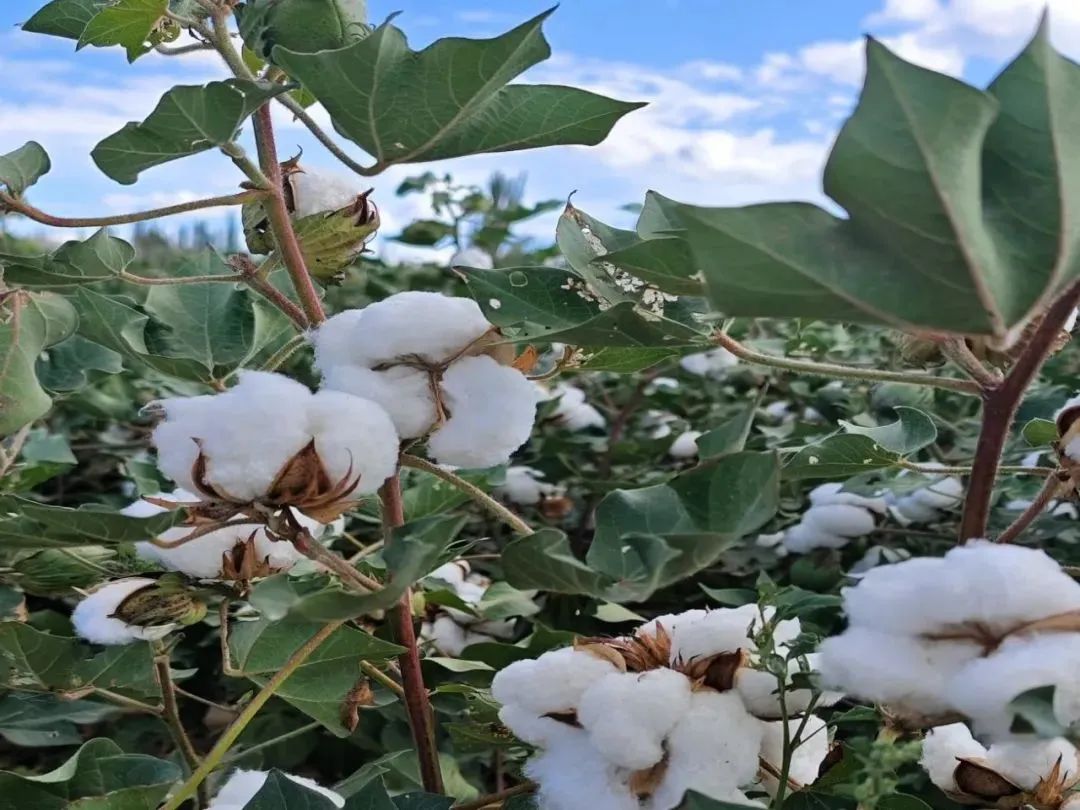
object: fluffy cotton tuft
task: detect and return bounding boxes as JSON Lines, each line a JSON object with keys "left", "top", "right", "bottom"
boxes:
{"left": 492, "top": 647, "right": 620, "bottom": 716}
{"left": 887, "top": 468, "right": 963, "bottom": 525}
{"left": 546, "top": 384, "right": 606, "bottom": 431}
{"left": 72, "top": 578, "right": 174, "bottom": 645}
{"left": 287, "top": 166, "right": 366, "bottom": 219}
{"left": 668, "top": 430, "right": 702, "bottom": 459}
{"left": 920, "top": 723, "right": 988, "bottom": 792}
{"left": 781, "top": 483, "right": 883, "bottom": 554}
{"left": 496, "top": 466, "right": 564, "bottom": 505}
{"left": 986, "top": 738, "right": 1079, "bottom": 790}
{"left": 151, "top": 371, "right": 399, "bottom": 502}
{"left": 450, "top": 247, "right": 494, "bottom": 270}
{"left": 419, "top": 561, "right": 515, "bottom": 656}
{"left": 759, "top": 716, "right": 830, "bottom": 796}
{"left": 208, "top": 769, "right": 344, "bottom": 810}
{"left": 679, "top": 348, "right": 738, "bottom": 378}
{"left": 525, "top": 732, "right": 639, "bottom": 810}
{"left": 425, "top": 355, "right": 538, "bottom": 468}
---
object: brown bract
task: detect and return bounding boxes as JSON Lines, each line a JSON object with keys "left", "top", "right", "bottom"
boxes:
{"left": 219, "top": 533, "right": 290, "bottom": 584}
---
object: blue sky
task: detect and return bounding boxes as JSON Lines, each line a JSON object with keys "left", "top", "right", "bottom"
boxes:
{"left": 2, "top": 0, "right": 1078, "bottom": 259}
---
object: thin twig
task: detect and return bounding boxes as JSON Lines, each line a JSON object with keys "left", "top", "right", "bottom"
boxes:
{"left": 154, "top": 41, "right": 214, "bottom": 56}
{"left": 92, "top": 688, "right": 163, "bottom": 714}
{"left": 118, "top": 271, "right": 243, "bottom": 286}
{"left": 221, "top": 720, "right": 321, "bottom": 764}
{"left": 360, "top": 660, "right": 406, "bottom": 697}
{"left": 293, "top": 529, "right": 384, "bottom": 592}
{"left": 0, "top": 189, "right": 263, "bottom": 228}
{"left": 997, "top": 471, "right": 1070, "bottom": 544}
{"left": 940, "top": 338, "right": 1004, "bottom": 388}
{"left": 160, "top": 620, "right": 345, "bottom": 810}
{"left": 453, "top": 781, "right": 537, "bottom": 810}
{"left": 174, "top": 686, "right": 235, "bottom": 714}
{"left": 400, "top": 454, "right": 534, "bottom": 536}
{"left": 259, "top": 333, "right": 308, "bottom": 371}
{"left": 896, "top": 460, "right": 1057, "bottom": 478}
{"left": 0, "top": 425, "right": 31, "bottom": 479}
{"left": 713, "top": 332, "right": 981, "bottom": 395}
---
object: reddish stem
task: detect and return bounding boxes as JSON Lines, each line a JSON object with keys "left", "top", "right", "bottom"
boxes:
{"left": 380, "top": 474, "right": 444, "bottom": 794}
{"left": 959, "top": 281, "right": 1080, "bottom": 541}
{"left": 250, "top": 105, "right": 326, "bottom": 326}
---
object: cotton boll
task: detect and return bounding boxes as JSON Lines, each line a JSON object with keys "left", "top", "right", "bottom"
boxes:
{"left": 648, "top": 691, "right": 763, "bottom": 810}
{"left": 679, "top": 347, "right": 738, "bottom": 378}
{"left": 783, "top": 522, "right": 848, "bottom": 553}
{"left": 450, "top": 247, "right": 494, "bottom": 270}
{"left": 321, "top": 364, "right": 435, "bottom": 439}
{"left": 802, "top": 504, "right": 877, "bottom": 538}
{"left": 72, "top": 578, "right": 175, "bottom": 645}
{"left": 668, "top": 605, "right": 761, "bottom": 663}
{"left": 668, "top": 430, "right": 702, "bottom": 459}
{"left": 578, "top": 669, "right": 693, "bottom": 770}
{"left": 421, "top": 615, "right": 480, "bottom": 657}
{"left": 910, "top": 477, "right": 964, "bottom": 509}
{"left": 307, "top": 389, "right": 399, "bottom": 495}
{"left": 287, "top": 166, "right": 365, "bottom": 220}
{"left": 208, "top": 768, "right": 344, "bottom": 810}
{"left": 425, "top": 561, "right": 469, "bottom": 588}
{"left": 646, "top": 377, "right": 680, "bottom": 394}
{"left": 496, "top": 466, "right": 562, "bottom": 505}
{"left": 818, "top": 628, "right": 981, "bottom": 716}
{"left": 526, "top": 733, "right": 639, "bottom": 810}
{"left": 135, "top": 524, "right": 304, "bottom": 579}
{"left": 759, "top": 715, "right": 830, "bottom": 795}
{"left": 427, "top": 355, "right": 538, "bottom": 468}
{"left": 920, "top": 723, "right": 988, "bottom": 792}
{"left": 809, "top": 482, "right": 888, "bottom": 514}
{"left": 491, "top": 646, "right": 620, "bottom": 716}
{"left": 947, "top": 634, "right": 1080, "bottom": 739}
{"left": 985, "top": 738, "right": 1079, "bottom": 791}
{"left": 548, "top": 384, "right": 606, "bottom": 430}
{"left": 888, "top": 495, "right": 942, "bottom": 525}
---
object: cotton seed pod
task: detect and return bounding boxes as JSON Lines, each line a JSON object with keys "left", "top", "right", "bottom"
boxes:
{"left": 289, "top": 190, "right": 380, "bottom": 285}
{"left": 72, "top": 578, "right": 187, "bottom": 645}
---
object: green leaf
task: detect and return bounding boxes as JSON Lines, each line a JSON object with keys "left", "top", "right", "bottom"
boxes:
{"left": 838, "top": 407, "right": 937, "bottom": 454}
{"left": 0, "top": 291, "right": 77, "bottom": 435}
{"left": 679, "top": 792, "right": 766, "bottom": 810}
{"left": 556, "top": 201, "right": 640, "bottom": 304}
{"left": 0, "top": 694, "right": 114, "bottom": 748}
{"left": 92, "top": 79, "right": 288, "bottom": 183}
{"left": 0, "top": 495, "right": 184, "bottom": 549}
{"left": 78, "top": 0, "right": 169, "bottom": 61}
{"left": 394, "top": 219, "right": 456, "bottom": 247}
{"left": 0, "top": 738, "right": 179, "bottom": 809}
{"left": 22, "top": 0, "right": 106, "bottom": 40}
{"left": 601, "top": 237, "right": 704, "bottom": 296}
{"left": 462, "top": 266, "right": 601, "bottom": 332}
{"left": 475, "top": 581, "right": 539, "bottom": 621}
{"left": 402, "top": 468, "right": 492, "bottom": 521}
{"left": 0, "top": 142, "right": 50, "bottom": 196}
{"left": 671, "top": 451, "right": 780, "bottom": 535}
{"left": 0, "top": 228, "right": 135, "bottom": 288}
{"left": 876, "top": 796, "right": 933, "bottom": 810}
{"left": 1008, "top": 685, "right": 1070, "bottom": 737}
{"left": 37, "top": 335, "right": 124, "bottom": 392}
{"left": 784, "top": 434, "right": 902, "bottom": 480}
{"left": 576, "top": 347, "right": 679, "bottom": 373}
{"left": 697, "top": 398, "right": 758, "bottom": 458}
{"left": 502, "top": 528, "right": 607, "bottom": 595}
{"left": 1023, "top": 417, "right": 1058, "bottom": 447}
{"left": 228, "top": 615, "right": 403, "bottom": 736}
{"left": 273, "top": 11, "right": 642, "bottom": 167}
{"left": 242, "top": 769, "right": 341, "bottom": 809}
{"left": 539, "top": 302, "right": 705, "bottom": 349}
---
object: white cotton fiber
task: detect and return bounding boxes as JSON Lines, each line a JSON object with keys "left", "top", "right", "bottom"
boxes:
{"left": 427, "top": 355, "right": 538, "bottom": 468}
{"left": 817, "top": 628, "right": 981, "bottom": 716}
{"left": 668, "top": 430, "right": 702, "bottom": 459}
{"left": 288, "top": 166, "right": 365, "bottom": 219}
{"left": 525, "top": 733, "right": 639, "bottom": 810}
{"left": 491, "top": 646, "right": 619, "bottom": 716}
{"left": 306, "top": 389, "right": 400, "bottom": 494}
{"left": 888, "top": 472, "right": 963, "bottom": 524}
{"left": 648, "top": 691, "right": 763, "bottom": 810}
{"left": 679, "top": 347, "right": 738, "bottom": 378}
{"left": 809, "top": 483, "right": 887, "bottom": 514}
{"left": 548, "top": 384, "right": 606, "bottom": 430}
{"left": 208, "top": 768, "right": 344, "bottom": 810}
{"left": 497, "top": 703, "right": 584, "bottom": 748}
{"left": 320, "top": 364, "right": 435, "bottom": 439}
{"left": 666, "top": 605, "right": 761, "bottom": 663}
{"left": 496, "top": 466, "right": 562, "bottom": 505}
{"left": 759, "top": 715, "right": 830, "bottom": 795}
{"left": 986, "top": 738, "right": 1078, "bottom": 790}
{"left": 72, "top": 578, "right": 174, "bottom": 645}
{"left": 783, "top": 523, "right": 849, "bottom": 553}
{"left": 450, "top": 247, "right": 494, "bottom": 270}
{"left": 419, "top": 615, "right": 492, "bottom": 657}
{"left": 920, "top": 723, "right": 988, "bottom": 792}
{"left": 578, "top": 669, "right": 693, "bottom": 770}
{"left": 802, "top": 504, "right": 877, "bottom": 537}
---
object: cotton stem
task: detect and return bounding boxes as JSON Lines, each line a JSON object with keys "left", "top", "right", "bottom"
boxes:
{"left": 453, "top": 781, "right": 537, "bottom": 810}
{"left": 0, "top": 189, "right": 265, "bottom": 228}
{"left": 996, "top": 471, "right": 1070, "bottom": 544}
{"left": 153, "top": 642, "right": 207, "bottom": 805}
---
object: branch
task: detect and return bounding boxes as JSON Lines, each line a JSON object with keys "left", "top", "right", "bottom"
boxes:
{"left": 713, "top": 332, "right": 981, "bottom": 395}
{"left": 0, "top": 189, "right": 264, "bottom": 228}
{"left": 381, "top": 475, "right": 445, "bottom": 794}
{"left": 940, "top": 338, "right": 1004, "bottom": 388}
{"left": 400, "top": 454, "right": 534, "bottom": 536}
{"left": 959, "top": 279, "right": 1080, "bottom": 541}
{"left": 275, "top": 93, "right": 378, "bottom": 177}
{"left": 292, "top": 528, "right": 384, "bottom": 592}
{"left": 996, "top": 471, "right": 1070, "bottom": 544}
{"left": 896, "top": 460, "right": 1057, "bottom": 478}
{"left": 117, "top": 270, "right": 244, "bottom": 286}
{"left": 153, "top": 644, "right": 207, "bottom": 805}
{"left": 160, "top": 620, "right": 344, "bottom": 810}
{"left": 453, "top": 782, "right": 537, "bottom": 810}
{"left": 154, "top": 41, "right": 214, "bottom": 56}
{"left": 360, "top": 660, "right": 406, "bottom": 698}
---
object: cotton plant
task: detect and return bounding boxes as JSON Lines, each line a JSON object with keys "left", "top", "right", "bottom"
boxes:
{"left": 886, "top": 464, "right": 965, "bottom": 525}
{"left": 419, "top": 561, "right": 516, "bottom": 656}
{"left": 312, "top": 291, "right": 539, "bottom": 468}
{"left": 492, "top": 605, "right": 837, "bottom": 808}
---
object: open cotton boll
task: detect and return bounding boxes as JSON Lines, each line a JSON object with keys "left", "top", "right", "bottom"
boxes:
{"left": 496, "top": 466, "right": 563, "bottom": 505}
{"left": 426, "top": 355, "right": 538, "bottom": 468}
{"left": 208, "top": 769, "right": 344, "bottom": 810}
{"left": 135, "top": 522, "right": 308, "bottom": 580}
{"left": 666, "top": 605, "right": 763, "bottom": 663}
{"left": 817, "top": 627, "right": 981, "bottom": 716}
{"left": 736, "top": 658, "right": 832, "bottom": 719}
{"left": 946, "top": 634, "right": 1080, "bottom": 739}
{"left": 491, "top": 646, "right": 620, "bottom": 716}
{"left": 425, "top": 561, "right": 470, "bottom": 588}
{"left": 783, "top": 523, "right": 849, "bottom": 553}
{"left": 578, "top": 669, "right": 693, "bottom": 770}
{"left": 668, "top": 430, "right": 702, "bottom": 459}
{"left": 321, "top": 364, "right": 435, "bottom": 439}
{"left": 305, "top": 390, "right": 400, "bottom": 494}
{"left": 648, "top": 691, "right": 763, "bottom": 810}
{"left": 420, "top": 615, "right": 493, "bottom": 657}
{"left": 72, "top": 578, "right": 175, "bottom": 645}
{"left": 548, "top": 384, "right": 606, "bottom": 430}
{"left": 498, "top": 703, "right": 585, "bottom": 748}
{"left": 985, "top": 738, "right": 1079, "bottom": 790}
{"left": 920, "top": 723, "right": 988, "bottom": 792}
{"left": 802, "top": 504, "right": 877, "bottom": 537}
{"left": 287, "top": 166, "right": 366, "bottom": 220}
{"left": 759, "top": 715, "right": 830, "bottom": 795}
{"left": 526, "top": 733, "right": 639, "bottom": 810}
{"left": 809, "top": 483, "right": 888, "bottom": 514}
{"left": 679, "top": 347, "right": 738, "bottom": 377}
{"left": 450, "top": 246, "right": 494, "bottom": 270}
{"left": 888, "top": 473, "right": 964, "bottom": 524}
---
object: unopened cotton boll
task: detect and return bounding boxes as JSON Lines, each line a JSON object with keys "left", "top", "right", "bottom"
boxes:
{"left": 920, "top": 723, "right": 988, "bottom": 792}
{"left": 491, "top": 646, "right": 619, "bottom": 716}
{"left": 577, "top": 669, "right": 693, "bottom": 770}
{"left": 985, "top": 738, "right": 1079, "bottom": 790}
{"left": 450, "top": 246, "right": 494, "bottom": 270}
{"left": 207, "top": 769, "right": 344, "bottom": 810}
{"left": 425, "top": 355, "right": 539, "bottom": 468}
{"left": 525, "top": 732, "right": 639, "bottom": 810}
{"left": 668, "top": 430, "right": 702, "bottom": 459}
{"left": 759, "top": 715, "right": 830, "bottom": 795}
{"left": 679, "top": 347, "right": 738, "bottom": 378}
{"left": 151, "top": 371, "right": 399, "bottom": 504}
{"left": 648, "top": 690, "right": 763, "bottom": 810}
{"left": 72, "top": 578, "right": 176, "bottom": 645}
{"left": 287, "top": 166, "right": 366, "bottom": 219}
{"left": 496, "top": 466, "right": 563, "bottom": 505}
{"left": 548, "top": 384, "right": 606, "bottom": 430}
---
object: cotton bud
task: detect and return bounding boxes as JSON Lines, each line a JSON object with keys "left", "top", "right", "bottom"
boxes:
{"left": 313, "top": 292, "right": 537, "bottom": 468}
{"left": 546, "top": 384, "right": 606, "bottom": 431}
{"left": 236, "top": 0, "right": 369, "bottom": 59}
{"left": 450, "top": 246, "right": 494, "bottom": 270}
{"left": 72, "top": 578, "right": 204, "bottom": 646}
{"left": 207, "top": 768, "right": 344, "bottom": 810}
{"left": 679, "top": 347, "right": 739, "bottom": 377}
{"left": 151, "top": 371, "right": 399, "bottom": 522}
{"left": 668, "top": 430, "right": 702, "bottom": 459}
